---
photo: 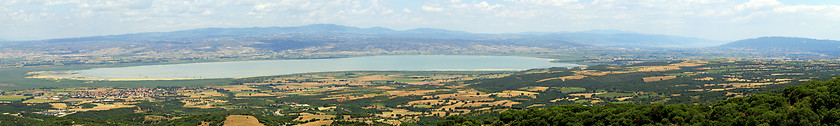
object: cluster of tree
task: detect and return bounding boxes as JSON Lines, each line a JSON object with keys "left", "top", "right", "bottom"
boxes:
{"left": 441, "top": 77, "right": 840, "bottom": 125}
{"left": 0, "top": 114, "right": 39, "bottom": 126}
{"left": 467, "top": 60, "right": 840, "bottom": 105}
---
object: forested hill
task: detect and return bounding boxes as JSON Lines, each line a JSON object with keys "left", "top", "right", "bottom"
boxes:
{"left": 719, "top": 37, "right": 840, "bottom": 53}
{"left": 441, "top": 76, "right": 840, "bottom": 125}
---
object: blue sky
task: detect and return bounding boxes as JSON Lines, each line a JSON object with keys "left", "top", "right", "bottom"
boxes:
{"left": 1, "top": 0, "right": 839, "bottom": 41}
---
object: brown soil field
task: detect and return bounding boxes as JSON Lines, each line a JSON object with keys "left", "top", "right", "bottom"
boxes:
{"left": 643, "top": 76, "right": 677, "bottom": 82}
{"left": 223, "top": 115, "right": 264, "bottom": 126}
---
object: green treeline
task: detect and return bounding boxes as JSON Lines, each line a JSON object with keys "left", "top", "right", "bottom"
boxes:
{"left": 442, "top": 77, "right": 840, "bottom": 125}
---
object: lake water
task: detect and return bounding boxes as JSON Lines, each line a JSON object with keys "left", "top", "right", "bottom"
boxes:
{"left": 74, "top": 55, "right": 584, "bottom": 79}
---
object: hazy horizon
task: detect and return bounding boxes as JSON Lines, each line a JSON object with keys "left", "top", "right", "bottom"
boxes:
{"left": 2, "top": 0, "right": 839, "bottom": 41}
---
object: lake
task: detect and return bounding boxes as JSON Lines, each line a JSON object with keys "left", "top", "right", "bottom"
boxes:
{"left": 73, "top": 55, "right": 584, "bottom": 80}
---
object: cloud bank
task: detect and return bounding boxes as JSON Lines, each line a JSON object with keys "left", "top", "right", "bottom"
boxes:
{"left": 0, "top": 0, "right": 838, "bottom": 41}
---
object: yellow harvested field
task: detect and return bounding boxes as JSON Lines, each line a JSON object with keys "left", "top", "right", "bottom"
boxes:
{"left": 569, "top": 92, "right": 606, "bottom": 98}
{"left": 643, "top": 76, "right": 677, "bottom": 82}
{"left": 636, "top": 66, "right": 681, "bottom": 72}
{"left": 181, "top": 90, "right": 225, "bottom": 98}
{"left": 50, "top": 103, "right": 68, "bottom": 109}
{"left": 356, "top": 75, "right": 395, "bottom": 81}
{"left": 550, "top": 97, "right": 579, "bottom": 102}
{"left": 223, "top": 115, "right": 264, "bottom": 126}
{"left": 322, "top": 94, "right": 379, "bottom": 101}
{"left": 615, "top": 97, "right": 634, "bottom": 101}
{"left": 438, "top": 100, "right": 519, "bottom": 110}
{"left": 537, "top": 75, "right": 587, "bottom": 82}
{"left": 694, "top": 77, "right": 714, "bottom": 81}
{"left": 406, "top": 100, "right": 446, "bottom": 106}
{"left": 490, "top": 90, "right": 539, "bottom": 98}
{"left": 219, "top": 85, "right": 259, "bottom": 92}
{"left": 705, "top": 82, "right": 779, "bottom": 88}
{"left": 525, "top": 86, "right": 550, "bottom": 92}
{"left": 372, "top": 86, "right": 396, "bottom": 90}
{"left": 387, "top": 90, "right": 437, "bottom": 97}
{"left": 71, "top": 102, "right": 135, "bottom": 111}
{"left": 378, "top": 108, "right": 422, "bottom": 118}
{"left": 424, "top": 90, "right": 494, "bottom": 101}
{"left": 234, "top": 93, "right": 273, "bottom": 97}
{"left": 22, "top": 99, "right": 56, "bottom": 103}
{"left": 294, "top": 112, "right": 333, "bottom": 121}
{"left": 635, "top": 61, "right": 704, "bottom": 72}
{"left": 460, "top": 100, "right": 519, "bottom": 107}
{"left": 578, "top": 70, "right": 630, "bottom": 76}
{"left": 295, "top": 120, "right": 333, "bottom": 126}
{"left": 182, "top": 99, "right": 227, "bottom": 108}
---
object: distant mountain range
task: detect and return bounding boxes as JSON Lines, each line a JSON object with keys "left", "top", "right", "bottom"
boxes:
{"left": 5, "top": 24, "right": 840, "bottom": 64}
{"left": 719, "top": 37, "right": 840, "bottom": 54}
{"left": 23, "top": 24, "right": 723, "bottom": 49}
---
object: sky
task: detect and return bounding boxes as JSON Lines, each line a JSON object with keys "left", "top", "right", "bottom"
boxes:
{"left": 1, "top": 0, "right": 839, "bottom": 41}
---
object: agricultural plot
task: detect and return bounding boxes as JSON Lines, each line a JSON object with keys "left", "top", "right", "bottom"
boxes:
{"left": 4, "top": 60, "right": 840, "bottom": 125}
{"left": 223, "top": 115, "right": 264, "bottom": 126}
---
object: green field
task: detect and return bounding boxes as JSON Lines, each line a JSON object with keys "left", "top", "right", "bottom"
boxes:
{"left": 596, "top": 92, "right": 635, "bottom": 98}
{"left": 0, "top": 96, "right": 30, "bottom": 101}
{"left": 22, "top": 99, "right": 56, "bottom": 103}
{"left": 556, "top": 87, "right": 586, "bottom": 93}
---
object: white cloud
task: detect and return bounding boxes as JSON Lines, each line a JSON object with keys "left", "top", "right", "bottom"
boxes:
{"left": 421, "top": 5, "right": 444, "bottom": 12}
{"left": 1, "top": 0, "right": 839, "bottom": 41}
{"left": 474, "top": 1, "right": 503, "bottom": 11}
{"left": 736, "top": 0, "right": 781, "bottom": 11}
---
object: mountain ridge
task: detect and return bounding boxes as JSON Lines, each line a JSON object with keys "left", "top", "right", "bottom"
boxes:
{"left": 22, "top": 24, "right": 725, "bottom": 48}
{"left": 719, "top": 36, "right": 840, "bottom": 53}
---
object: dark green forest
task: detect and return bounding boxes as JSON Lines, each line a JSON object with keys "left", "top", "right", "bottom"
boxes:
{"left": 441, "top": 76, "right": 840, "bottom": 125}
